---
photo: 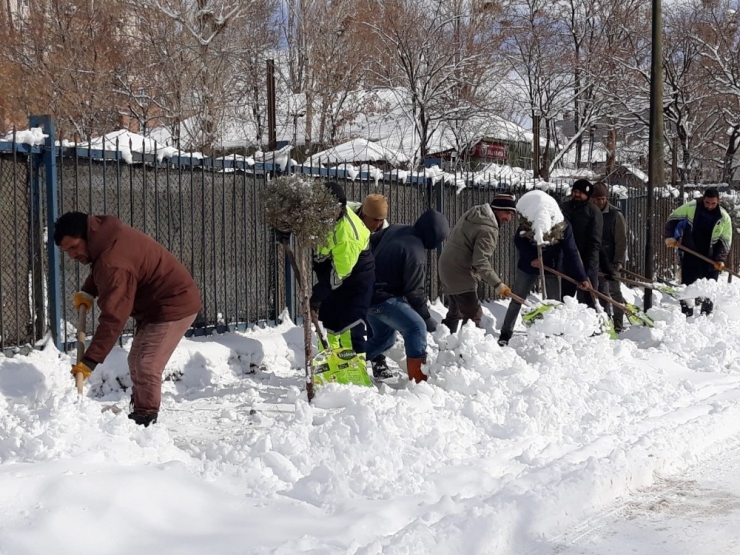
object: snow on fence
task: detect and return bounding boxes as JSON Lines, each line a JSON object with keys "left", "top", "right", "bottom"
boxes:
{"left": 1, "top": 119, "right": 738, "bottom": 354}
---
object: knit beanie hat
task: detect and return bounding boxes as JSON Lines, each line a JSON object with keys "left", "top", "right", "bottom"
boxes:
{"left": 325, "top": 181, "right": 347, "bottom": 206}
{"left": 572, "top": 179, "right": 593, "bottom": 197}
{"left": 490, "top": 194, "right": 517, "bottom": 212}
{"left": 361, "top": 194, "right": 388, "bottom": 219}
{"left": 592, "top": 182, "right": 609, "bottom": 198}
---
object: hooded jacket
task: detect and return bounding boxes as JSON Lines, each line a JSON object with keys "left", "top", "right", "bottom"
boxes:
{"left": 80, "top": 215, "right": 201, "bottom": 364}
{"left": 369, "top": 209, "right": 450, "bottom": 320}
{"left": 438, "top": 203, "right": 502, "bottom": 295}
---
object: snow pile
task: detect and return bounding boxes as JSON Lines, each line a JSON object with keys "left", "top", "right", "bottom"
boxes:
{"left": 517, "top": 190, "right": 564, "bottom": 244}
{"left": 1, "top": 127, "right": 48, "bottom": 146}
{"left": 4, "top": 282, "right": 740, "bottom": 552}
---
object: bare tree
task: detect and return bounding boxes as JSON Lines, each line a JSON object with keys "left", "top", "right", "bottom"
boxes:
{"left": 0, "top": 0, "right": 126, "bottom": 140}
{"left": 365, "top": 0, "right": 502, "bottom": 166}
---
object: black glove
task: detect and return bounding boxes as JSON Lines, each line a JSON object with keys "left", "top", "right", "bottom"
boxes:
{"left": 425, "top": 317, "right": 437, "bottom": 333}
{"left": 274, "top": 228, "right": 291, "bottom": 244}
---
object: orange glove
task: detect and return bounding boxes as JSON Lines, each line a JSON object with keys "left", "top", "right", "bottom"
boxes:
{"left": 495, "top": 283, "right": 512, "bottom": 298}
{"left": 71, "top": 361, "right": 93, "bottom": 381}
{"left": 714, "top": 261, "right": 725, "bottom": 271}
{"left": 73, "top": 291, "right": 94, "bottom": 311}
{"left": 664, "top": 238, "right": 678, "bottom": 248}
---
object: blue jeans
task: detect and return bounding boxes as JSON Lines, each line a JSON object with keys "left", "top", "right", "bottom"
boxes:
{"left": 366, "top": 297, "right": 427, "bottom": 360}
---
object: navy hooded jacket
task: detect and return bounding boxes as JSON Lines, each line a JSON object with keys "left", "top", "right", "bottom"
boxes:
{"left": 370, "top": 209, "right": 450, "bottom": 320}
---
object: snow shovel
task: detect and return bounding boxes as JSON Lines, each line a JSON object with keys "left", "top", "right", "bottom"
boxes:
{"left": 309, "top": 311, "right": 372, "bottom": 388}
{"left": 606, "top": 273, "right": 681, "bottom": 298}
{"left": 620, "top": 268, "right": 680, "bottom": 296}
{"left": 544, "top": 266, "right": 654, "bottom": 328}
{"left": 520, "top": 245, "right": 563, "bottom": 326}
{"left": 280, "top": 238, "right": 372, "bottom": 388}
{"left": 75, "top": 305, "right": 87, "bottom": 395}
{"left": 675, "top": 243, "right": 740, "bottom": 279}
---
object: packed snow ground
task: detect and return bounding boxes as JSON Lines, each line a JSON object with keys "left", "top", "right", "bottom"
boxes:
{"left": 2, "top": 280, "right": 740, "bottom": 554}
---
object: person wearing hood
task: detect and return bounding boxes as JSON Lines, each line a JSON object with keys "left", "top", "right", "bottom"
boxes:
{"left": 54, "top": 212, "right": 202, "bottom": 427}
{"left": 560, "top": 179, "right": 603, "bottom": 307}
{"left": 438, "top": 195, "right": 516, "bottom": 332}
{"left": 365, "top": 209, "right": 450, "bottom": 382}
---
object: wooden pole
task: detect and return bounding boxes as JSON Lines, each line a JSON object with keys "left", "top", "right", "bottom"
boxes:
{"left": 75, "top": 305, "right": 87, "bottom": 395}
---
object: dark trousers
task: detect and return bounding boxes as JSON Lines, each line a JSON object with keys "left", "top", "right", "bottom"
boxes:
{"left": 561, "top": 268, "right": 598, "bottom": 308}
{"left": 441, "top": 291, "right": 483, "bottom": 333}
{"left": 501, "top": 269, "right": 560, "bottom": 336}
{"left": 319, "top": 277, "right": 373, "bottom": 354}
{"left": 597, "top": 278, "right": 626, "bottom": 330}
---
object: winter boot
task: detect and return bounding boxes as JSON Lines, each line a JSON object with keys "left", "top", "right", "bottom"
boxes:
{"left": 680, "top": 300, "right": 694, "bottom": 317}
{"left": 406, "top": 357, "right": 427, "bottom": 383}
{"left": 613, "top": 315, "right": 624, "bottom": 333}
{"left": 128, "top": 412, "right": 158, "bottom": 427}
{"left": 371, "top": 355, "right": 394, "bottom": 380}
{"left": 498, "top": 330, "right": 513, "bottom": 347}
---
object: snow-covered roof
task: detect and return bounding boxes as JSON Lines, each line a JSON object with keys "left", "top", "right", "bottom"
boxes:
{"left": 308, "top": 138, "right": 408, "bottom": 166}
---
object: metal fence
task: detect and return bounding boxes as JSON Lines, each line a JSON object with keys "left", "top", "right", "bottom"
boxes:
{"left": 2, "top": 117, "right": 739, "bottom": 354}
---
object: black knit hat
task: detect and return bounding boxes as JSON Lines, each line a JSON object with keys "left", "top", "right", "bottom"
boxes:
{"left": 572, "top": 179, "right": 593, "bottom": 197}
{"left": 325, "top": 181, "right": 347, "bottom": 206}
{"left": 490, "top": 194, "right": 517, "bottom": 212}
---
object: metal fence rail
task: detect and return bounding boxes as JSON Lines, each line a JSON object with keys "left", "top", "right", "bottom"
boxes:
{"left": 3, "top": 116, "right": 740, "bottom": 354}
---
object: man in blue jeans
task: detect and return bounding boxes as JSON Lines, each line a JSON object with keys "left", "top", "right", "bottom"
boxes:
{"left": 366, "top": 209, "right": 450, "bottom": 382}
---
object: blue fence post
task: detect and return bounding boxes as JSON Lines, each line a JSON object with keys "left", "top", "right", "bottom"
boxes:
{"left": 29, "top": 115, "right": 61, "bottom": 350}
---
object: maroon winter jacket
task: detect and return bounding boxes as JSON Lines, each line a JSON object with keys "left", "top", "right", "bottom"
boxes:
{"left": 81, "top": 215, "right": 201, "bottom": 363}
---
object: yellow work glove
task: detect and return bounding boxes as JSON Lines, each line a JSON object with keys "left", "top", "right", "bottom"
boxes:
{"left": 714, "top": 261, "right": 725, "bottom": 271}
{"left": 495, "top": 283, "right": 512, "bottom": 298}
{"left": 70, "top": 361, "right": 93, "bottom": 381}
{"left": 73, "top": 291, "right": 94, "bottom": 311}
{"left": 664, "top": 238, "right": 678, "bottom": 248}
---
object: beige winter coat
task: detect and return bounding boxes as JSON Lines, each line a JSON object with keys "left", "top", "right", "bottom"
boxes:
{"left": 438, "top": 203, "right": 502, "bottom": 295}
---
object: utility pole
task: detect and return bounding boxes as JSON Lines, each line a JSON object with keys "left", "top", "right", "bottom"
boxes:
{"left": 532, "top": 111, "right": 540, "bottom": 180}
{"left": 645, "top": 0, "right": 664, "bottom": 311}
{"left": 267, "top": 59, "right": 277, "bottom": 150}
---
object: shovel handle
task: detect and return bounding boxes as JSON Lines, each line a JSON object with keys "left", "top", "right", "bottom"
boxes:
{"left": 543, "top": 265, "right": 638, "bottom": 318}
{"left": 675, "top": 243, "right": 740, "bottom": 278}
{"left": 310, "top": 311, "right": 329, "bottom": 351}
{"left": 76, "top": 305, "right": 87, "bottom": 395}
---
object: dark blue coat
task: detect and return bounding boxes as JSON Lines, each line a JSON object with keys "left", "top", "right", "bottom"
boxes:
{"left": 370, "top": 209, "right": 450, "bottom": 320}
{"left": 514, "top": 221, "right": 588, "bottom": 282}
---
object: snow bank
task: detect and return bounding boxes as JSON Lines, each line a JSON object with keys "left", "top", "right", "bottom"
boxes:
{"left": 517, "top": 190, "right": 564, "bottom": 244}
{"left": 4, "top": 282, "right": 740, "bottom": 553}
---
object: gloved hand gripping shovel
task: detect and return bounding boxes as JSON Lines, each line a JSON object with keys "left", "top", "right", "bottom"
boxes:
{"left": 675, "top": 243, "right": 740, "bottom": 279}
{"left": 544, "top": 266, "right": 654, "bottom": 329}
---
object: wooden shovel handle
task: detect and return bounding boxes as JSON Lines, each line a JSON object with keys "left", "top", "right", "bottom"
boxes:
{"left": 676, "top": 243, "right": 740, "bottom": 278}
{"left": 76, "top": 305, "right": 87, "bottom": 395}
{"left": 543, "top": 265, "right": 637, "bottom": 317}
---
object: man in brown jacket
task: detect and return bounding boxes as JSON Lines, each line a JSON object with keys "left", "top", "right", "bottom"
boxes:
{"left": 438, "top": 195, "right": 516, "bottom": 332}
{"left": 54, "top": 212, "right": 201, "bottom": 426}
